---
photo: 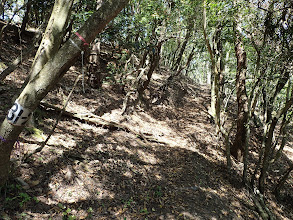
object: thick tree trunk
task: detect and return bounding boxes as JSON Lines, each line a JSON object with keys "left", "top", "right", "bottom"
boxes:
{"left": 19, "top": 0, "right": 74, "bottom": 93}
{"left": 0, "top": 0, "right": 129, "bottom": 187}
{"left": 231, "top": 12, "right": 248, "bottom": 161}
{"left": 30, "top": 0, "right": 74, "bottom": 80}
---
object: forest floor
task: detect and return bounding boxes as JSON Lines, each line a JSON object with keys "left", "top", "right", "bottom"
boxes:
{"left": 0, "top": 32, "right": 292, "bottom": 220}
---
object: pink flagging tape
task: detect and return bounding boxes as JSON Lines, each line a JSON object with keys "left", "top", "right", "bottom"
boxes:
{"left": 75, "top": 32, "right": 89, "bottom": 46}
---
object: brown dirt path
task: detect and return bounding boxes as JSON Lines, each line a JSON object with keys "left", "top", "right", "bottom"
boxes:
{"left": 0, "top": 36, "right": 292, "bottom": 220}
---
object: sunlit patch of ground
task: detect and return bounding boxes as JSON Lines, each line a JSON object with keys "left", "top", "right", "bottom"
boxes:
{"left": 1, "top": 50, "right": 292, "bottom": 219}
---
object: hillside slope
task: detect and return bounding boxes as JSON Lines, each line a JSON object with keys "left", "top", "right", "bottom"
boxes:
{"left": 0, "top": 36, "right": 292, "bottom": 220}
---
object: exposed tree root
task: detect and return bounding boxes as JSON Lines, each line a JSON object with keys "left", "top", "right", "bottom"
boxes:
{"left": 249, "top": 189, "right": 275, "bottom": 220}
{"left": 23, "top": 100, "right": 165, "bottom": 160}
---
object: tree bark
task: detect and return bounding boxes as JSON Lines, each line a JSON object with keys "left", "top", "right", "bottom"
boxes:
{"left": 20, "top": 0, "right": 32, "bottom": 34}
{"left": 231, "top": 9, "right": 248, "bottom": 161}
{"left": 137, "top": 40, "right": 163, "bottom": 98}
{"left": 172, "top": 21, "right": 193, "bottom": 71}
{"left": 274, "top": 163, "right": 293, "bottom": 196}
{"left": 202, "top": 1, "right": 222, "bottom": 131}
{"left": 259, "top": 85, "right": 293, "bottom": 193}
{"left": 0, "top": 0, "right": 129, "bottom": 187}
{"left": 30, "top": 0, "right": 74, "bottom": 81}
{"left": 0, "top": 0, "right": 4, "bottom": 19}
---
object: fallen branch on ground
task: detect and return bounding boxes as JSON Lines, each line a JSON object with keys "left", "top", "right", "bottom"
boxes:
{"left": 40, "top": 101, "right": 164, "bottom": 144}
{"left": 22, "top": 100, "right": 165, "bottom": 159}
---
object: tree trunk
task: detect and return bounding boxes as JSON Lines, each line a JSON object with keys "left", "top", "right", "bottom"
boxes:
{"left": 231, "top": 10, "right": 248, "bottom": 161}
{"left": 88, "top": 41, "right": 103, "bottom": 88}
{"left": 172, "top": 21, "right": 193, "bottom": 71}
{"left": 137, "top": 40, "right": 162, "bottom": 98}
{"left": 183, "top": 46, "right": 195, "bottom": 75}
{"left": 30, "top": 0, "right": 74, "bottom": 81}
{"left": 202, "top": 1, "right": 222, "bottom": 130}
{"left": 0, "top": 0, "right": 5, "bottom": 19}
{"left": 259, "top": 87, "right": 293, "bottom": 193}
{"left": 20, "top": 0, "right": 32, "bottom": 34}
{"left": 170, "top": 38, "right": 181, "bottom": 67}
{"left": 0, "top": 0, "right": 129, "bottom": 187}
{"left": 266, "top": 69, "right": 289, "bottom": 123}
{"left": 274, "top": 163, "right": 293, "bottom": 196}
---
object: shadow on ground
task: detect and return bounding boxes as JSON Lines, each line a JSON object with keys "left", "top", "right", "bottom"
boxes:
{"left": 0, "top": 65, "right": 292, "bottom": 220}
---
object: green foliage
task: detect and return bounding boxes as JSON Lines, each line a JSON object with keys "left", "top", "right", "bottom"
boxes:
{"left": 72, "top": 11, "right": 94, "bottom": 31}
{"left": 87, "top": 207, "right": 93, "bottom": 218}
{"left": 154, "top": 186, "right": 163, "bottom": 197}
{"left": 123, "top": 197, "right": 134, "bottom": 208}
{"left": 58, "top": 203, "right": 77, "bottom": 220}
{"left": 18, "top": 192, "right": 31, "bottom": 207}
{"left": 24, "top": 126, "right": 45, "bottom": 140}
{"left": 140, "top": 207, "right": 148, "bottom": 214}
{"left": 1, "top": 183, "right": 38, "bottom": 210}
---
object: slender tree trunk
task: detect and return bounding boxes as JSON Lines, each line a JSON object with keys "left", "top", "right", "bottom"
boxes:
{"left": 274, "top": 163, "right": 293, "bottom": 196}
{"left": 170, "top": 38, "right": 181, "bottom": 67}
{"left": 266, "top": 69, "right": 289, "bottom": 123}
{"left": 172, "top": 21, "right": 193, "bottom": 71}
{"left": 184, "top": 46, "right": 195, "bottom": 75}
{"left": 212, "top": 25, "right": 223, "bottom": 131}
{"left": 33, "top": 8, "right": 39, "bottom": 26}
{"left": 259, "top": 85, "right": 293, "bottom": 193}
{"left": 0, "top": 0, "right": 129, "bottom": 187}
{"left": 20, "top": 0, "right": 32, "bottom": 34}
{"left": 0, "top": 0, "right": 5, "bottom": 19}
{"left": 137, "top": 40, "right": 163, "bottom": 98}
{"left": 202, "top": 2, "right": 222, "bottom": 130}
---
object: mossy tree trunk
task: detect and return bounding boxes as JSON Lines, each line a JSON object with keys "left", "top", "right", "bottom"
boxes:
{"left": 0, "top": 0, "right": 129, "bottom": 187}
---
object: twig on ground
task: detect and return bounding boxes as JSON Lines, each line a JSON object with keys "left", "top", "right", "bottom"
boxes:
{"left": 23, "top": 75, "right": 82, "bottom": 162}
